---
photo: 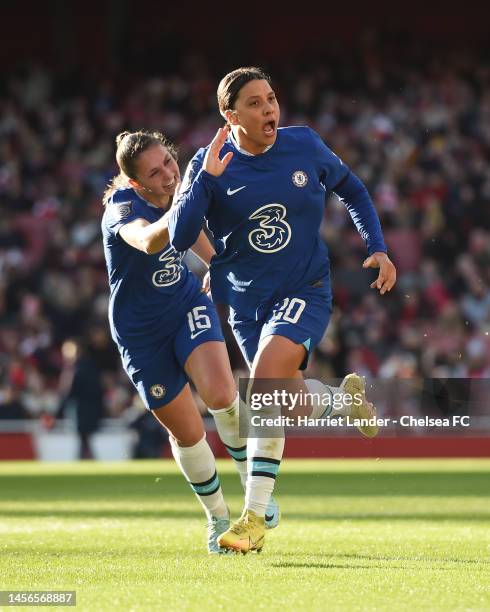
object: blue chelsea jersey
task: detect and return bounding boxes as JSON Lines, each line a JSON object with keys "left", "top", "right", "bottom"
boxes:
{"left": 169, "top": 126, "right": 386, "bottom": 319}
{"left": 102, "top": 187, "right": 200, "bottom": 349}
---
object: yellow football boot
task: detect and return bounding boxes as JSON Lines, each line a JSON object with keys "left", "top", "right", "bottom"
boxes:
{"left": 217, "top": 509, "right": 265, "bottom": 554}
{"left": 341, "top": 373, "right": 378, "bottom": 438}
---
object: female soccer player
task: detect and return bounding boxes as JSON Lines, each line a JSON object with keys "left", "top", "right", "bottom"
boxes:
{"left": 101, "top": 130, "right": 278, "bottom": 554}
{"left": 169, "top": 67, "right": 397, "bottom": 553}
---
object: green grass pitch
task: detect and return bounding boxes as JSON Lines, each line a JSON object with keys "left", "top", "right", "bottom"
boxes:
{"left": 1, "top": 458, "right": 489, "bottom": 611}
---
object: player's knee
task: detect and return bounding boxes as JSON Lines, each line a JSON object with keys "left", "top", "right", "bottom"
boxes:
{"left": 170, "top": 428, "right": 204, "bottom": 447}
{"left": 200, "top": 382, "right": 236, "bottom": 410}
{"left": 252, "top": 357, "right": 282, "bottom": 378}
{"left": 252, "top": 340, "right": 304, "bottom": 378}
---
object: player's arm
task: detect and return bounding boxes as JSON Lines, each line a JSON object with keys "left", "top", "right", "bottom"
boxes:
{"left": 119, "top": 214, "right": 170, "bottom": 255}
{"left": 169, "top": 127, "right": 232, "bottom": 252}
{"left": 333, "top": 171, "right": 397, "bottom": 294}
{"left": 168, "top": 169, "right": 210, "bottom": 252}
{"left": 191, "top": 230, "right": 216, "bottom": 266}
{"left": 333, "top": 171, "right": 387, "bottom": 256}
{"left": 308, "top": 127, "right": 396, "bottom": 294}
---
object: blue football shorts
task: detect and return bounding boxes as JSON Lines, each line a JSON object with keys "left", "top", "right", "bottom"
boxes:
{"left": 120, "top": 291, "right": 225, "bottom": 410}
{"left": 228, "top": 276, "right": 332, "bottom": 371}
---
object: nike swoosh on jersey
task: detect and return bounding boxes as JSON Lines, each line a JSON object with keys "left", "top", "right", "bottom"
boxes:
{"left": 190, "top": 329, "right": 208, "bottom": 340}
{"left": 227, "top": 186, "right": 247, "bottom": 196}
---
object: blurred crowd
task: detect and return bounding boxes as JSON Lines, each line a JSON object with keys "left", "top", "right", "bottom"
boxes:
{"left": 0, "top": 34, "right": 489, "bottom": 428}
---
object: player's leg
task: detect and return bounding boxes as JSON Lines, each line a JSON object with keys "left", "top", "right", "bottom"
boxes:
{"left": 246, "top": 335, "right": 301, "bottom": 514}
{"left": 175, "top": 293, "right": 249, "bottom": 490}
{"left": 184, "top": 340, "right": 249, "bottom": 491}
{"left": 122, "top": 341, "right": 230, "bottom": 553}
{"left": 234, "top": 289, "right": 333, "bottom": 545}
{"left": 224, "top": 309, "right": 281, "bottom": 529}
{"left": 152, "top": 384, "right": 231, "bottom": 554}
{"left": 217, "top": 334, "right": 302, "bottom": 553}
{"left": 217, "top": 280, "right": 377, "bottom": 552}
{"left": 258, "top": 285, "right": 378, "bottom": 435}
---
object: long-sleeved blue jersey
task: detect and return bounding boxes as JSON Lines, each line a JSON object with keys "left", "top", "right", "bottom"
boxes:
{"left": 102, "top": 187, "right": 200, "bottom": 349}
{"left": 169, "top": 126, "right": 386, "bottom": 319}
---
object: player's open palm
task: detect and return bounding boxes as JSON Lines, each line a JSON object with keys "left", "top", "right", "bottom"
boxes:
{"left": 203, "top": 126, "right": 233, "bottom": 177}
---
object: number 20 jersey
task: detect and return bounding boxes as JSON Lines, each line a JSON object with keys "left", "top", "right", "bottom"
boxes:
{"left": 101, "top": 188, "right": 200, "bottom": 349}
{"left": 174, "top": 127, "right": 351, "bottom": 319}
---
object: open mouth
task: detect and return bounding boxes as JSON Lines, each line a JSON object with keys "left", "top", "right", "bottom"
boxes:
{"left": 263, "top": 120, "right": 276, "bottom": 136}
{"left": 163, "top": 178, "right": 176, "bottom": 190}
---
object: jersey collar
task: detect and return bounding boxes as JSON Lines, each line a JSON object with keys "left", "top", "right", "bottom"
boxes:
{"left": 131, "top": 188, "right": 160, "bottom": 209}
{"left": 230, "top": 131, "right": 274, "bottom": 156}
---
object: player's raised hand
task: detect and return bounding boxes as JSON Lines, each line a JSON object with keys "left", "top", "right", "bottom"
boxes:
{"left": 363, "top": 252, "right": 397, "bottom": 295}
{"left": 203, "top": 126, "right": 233, "bottom": 177}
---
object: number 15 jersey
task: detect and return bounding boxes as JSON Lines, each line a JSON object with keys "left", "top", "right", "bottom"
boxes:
{"left": 102, "top": 187, "right": 200, "bottom": 349}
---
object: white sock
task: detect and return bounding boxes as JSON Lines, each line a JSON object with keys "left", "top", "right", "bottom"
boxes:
{"left": 245, "top": 435, "right": 284, "bottom": 517}
{"left": 169, "top": 434, "right": 228, "bottom": 520}
{"left": 208, "top": 394, "right": 248, "bottom": 490}
{"left": 304, "top": 378, "right": 353, "bottom": 418}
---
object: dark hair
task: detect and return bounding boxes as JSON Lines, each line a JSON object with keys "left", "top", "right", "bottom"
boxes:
{"left": 102, "top": 130, "right": 177, "bottom": 205}
{"left": 217, "top": 67, "right": 272, "bottom": 117}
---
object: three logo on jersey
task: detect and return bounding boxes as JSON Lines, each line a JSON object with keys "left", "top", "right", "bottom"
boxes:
{"left": 152, "top": 245, "right": 184, "bottom": 288}
{"left": 226, "top": 170, "right": 308, "bottom": 254}
{"left": 248, "top": 203, "right": 292, "bottom": 253}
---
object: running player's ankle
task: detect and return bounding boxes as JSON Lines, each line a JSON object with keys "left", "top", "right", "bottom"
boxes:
{"left": 245, "top": 505, "right": 265, "bottom": 518}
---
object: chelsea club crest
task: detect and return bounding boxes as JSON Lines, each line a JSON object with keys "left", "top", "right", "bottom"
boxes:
{"left": 150, "top": 384, "right": 166, "bottom": 399}
{"left": 292, "top": 170, "right": 308, "bottom": 187}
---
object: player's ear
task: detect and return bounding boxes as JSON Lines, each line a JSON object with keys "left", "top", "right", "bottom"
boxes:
{"left": 225, "top": 109, "right": 238, "bottom": 126}
{"left": 127, "top": 178, "right": 140, "bottom": 189}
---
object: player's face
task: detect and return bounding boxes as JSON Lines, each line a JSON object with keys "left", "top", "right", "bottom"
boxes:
{"left": 131, "top": 144, "right": 180, "bottom": 201}
{"left": 229, "top": 79, "right": 280, "bottom": 154}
